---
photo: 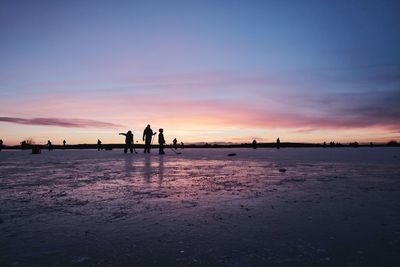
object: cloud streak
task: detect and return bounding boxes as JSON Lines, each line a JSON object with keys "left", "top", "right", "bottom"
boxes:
{"left": 2, "top": 89, "right": 399, "bottom": 133}
{"left": 0, "top": 117, "right": 123, "bottom": 128}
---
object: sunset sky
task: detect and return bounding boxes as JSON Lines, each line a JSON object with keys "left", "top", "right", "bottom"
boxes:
{"left": 1, "top": 0, "right": 399, "bottom": 145}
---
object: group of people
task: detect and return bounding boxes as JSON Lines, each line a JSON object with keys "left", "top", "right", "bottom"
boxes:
{"left": 120, "top": 124, "right": 179, "bottom": 155}
{"left": 0, "top": 124, "right": 179, "bottom": 154}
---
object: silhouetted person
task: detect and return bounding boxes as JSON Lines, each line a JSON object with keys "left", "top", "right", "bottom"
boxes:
{"left": 0, "top": 139, "right": 3, "bottom": 151}
{"left": 181, "top": 142, "right": 184, "bottom": 149}
{"left": 252, "top": 139, "right": 257, "bottom": 149}
{"left": 97, "top": 139, "right": 102, "bottom": 151}
{"left": 370, "top": 142, "right": 373, "bottom": 147}
{"left": 47, "top": 140, "right": 53, "bottom": 151}
{"left": 119, "top": 130, "right": 134, "bottom": 154}
{"left": 143, "top": 124, "right": 156, "bottom": 153}
{"left": 323, "top": 141, "right": 327, "bottom": 148}
{"left": 158, "top": 129, "right": 165, "bottom": 155}
{"left": 276, "top": 138, "right": 280, "bottom": 149}
{"left": 62, "top": 139, "right": 66, "bottom": 149}
{"left": 173, "top": 138, "right": 178, "bottom": 149}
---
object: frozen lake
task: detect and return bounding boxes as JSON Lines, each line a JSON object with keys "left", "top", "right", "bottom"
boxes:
{"left": 1, "top": 148, "right": 400, "bottom": 266}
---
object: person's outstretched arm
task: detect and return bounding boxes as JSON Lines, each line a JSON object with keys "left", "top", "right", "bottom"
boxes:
{"left": 119, "top": 133, "right": 126, "bottom": 136}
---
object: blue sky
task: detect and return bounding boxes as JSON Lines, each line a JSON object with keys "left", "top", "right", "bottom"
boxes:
{"left": 1, "top": 0, "right": 399, "bottom": 144}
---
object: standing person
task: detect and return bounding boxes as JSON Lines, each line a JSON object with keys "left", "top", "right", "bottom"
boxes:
{"left": 276, "top": 138, "right": 281, "bottom": 149}
{"left": 119, "top": 130, "right": 134, "bottom": 154}
{"left": 47, "top": 140, "right": 53, "bottom": 151}
{"left": 252, "top": 139, "right": 257, "bottom": 149}
{"left": 62, "top": 140, "right": 66, "bottom": 149}
{"left": 143, "top": 124, "right": 157, "bottom": 153}
{"left": 0, "top": 139, "right": 3, "bottom": 151}
{"left": 158, "top": 129, "right": 166, "bottom": 155}
{"left": 173, "top": 138, "right": 178, "bottom": 150}
{"left": 181, "top": 142, "right": 184, "bottom": 149}
{"left": 97, "top": 139, "right": 102, "bottom": 151}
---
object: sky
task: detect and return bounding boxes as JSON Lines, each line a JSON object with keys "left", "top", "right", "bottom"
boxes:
{"left": 1, "top": 0, "right": 399, "bottom": 145}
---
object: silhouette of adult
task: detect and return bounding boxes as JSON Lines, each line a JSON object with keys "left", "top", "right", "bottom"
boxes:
{"left": 62, "top": 139, "right": 66, "bottom": 149}
{"left": 143, "top": 125, "right": 156, "bottom": 153}
{"left": 252, "top": 139, "right": 257, "bottom": 149}
{"left": 119, "top": 130, "right": 134, "bottom": 154}
{"left": 47, "top": 140, "right": 53, "bottom": 151}
{"left": 97, "top": 139, "right": 102, "bottom": 151}
{"left": 0, "top": 139, "right": 3, "bottom": 151}
{"left": 158, "top": 128, "right": 166, "bottom": 155}
{"left": 173, "top": 138, "right": 178, "bottom": 150}
{"left": 276, "top": 138, "right": 280, "bottom": 149}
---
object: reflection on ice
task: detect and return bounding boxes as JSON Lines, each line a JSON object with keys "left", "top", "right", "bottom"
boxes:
{"left": 1, "top": 148, "right": 399, "bottom": 209}
{"left": 158, "top": 156, "right": 164, "bottom": 186}
{"left": 144, "top": 155, "right": 152, "bottom": 184}
{"left": 0, "top": 148, "right": 399, "bottom": 266}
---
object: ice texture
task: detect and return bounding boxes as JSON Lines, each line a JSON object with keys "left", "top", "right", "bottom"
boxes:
{"left": 0, "top": 148, "right": 400, "bottom": 266}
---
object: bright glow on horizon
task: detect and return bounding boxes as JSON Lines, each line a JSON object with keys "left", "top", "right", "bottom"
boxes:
{"left": 1, "top": 1, "right": 399, "bottom": 145}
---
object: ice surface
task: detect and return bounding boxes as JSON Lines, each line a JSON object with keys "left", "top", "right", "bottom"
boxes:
{"left": 0, "top": 148, "right": 400, "bottom": 266}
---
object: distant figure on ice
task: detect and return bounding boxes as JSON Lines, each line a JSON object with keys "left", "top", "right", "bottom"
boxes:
{"left": 119, "top": 130, "right": 134, "bottom": 154}
{"left": 97, "top": 139, "right": 102, "bottom": 151}
{"left": 276, "top": 138, "right": 280, "bottom": 149}
{"left": 47, "top": 140, "right": 53, "bottom": 151}
{"left": 252, "top": 139, "right": 257, "bottom": 149}
{"left": 173, "top": 138, "right": 178, "bottom": 149}
{"left": 158, "top": 129, "right": 166, "bottom": 154}
{"left": 62, "top": 140, "right": 66, "bottom": 149}
{"left": 0, "top": 139, "right": 3, "bottom": 151}
{"left": 181, "top": 142, "right": 184, "bottom": 149}
{"left": 143, "top": 124, "right": 156, "bottom": 153}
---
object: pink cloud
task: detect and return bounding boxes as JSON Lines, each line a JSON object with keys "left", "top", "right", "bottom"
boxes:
{"left": 7, "top": 71, "right": 280, "bottom": 97}
{"left": 0, "top": 117, "right": 122, "bottom": 128}
{"left": 1, "top": 88, "right": 399, "bottom": 134}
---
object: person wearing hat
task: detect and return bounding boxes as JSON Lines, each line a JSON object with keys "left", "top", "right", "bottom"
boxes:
{"left": 143, "top": 124, "right": 157, "bottom": 153}
{"left": 158, "top": 128, "right": 166, "bottom": 155}
{"left": 119, "top": 130, "right": 134, "bottom": 153}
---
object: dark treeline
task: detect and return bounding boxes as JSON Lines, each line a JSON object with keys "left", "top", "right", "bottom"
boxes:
{"left": 1, "top": 140, "right": 399, "bottom": 150}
